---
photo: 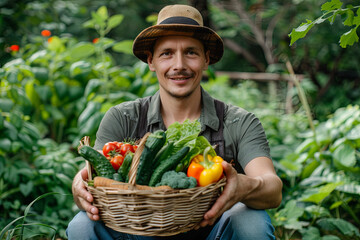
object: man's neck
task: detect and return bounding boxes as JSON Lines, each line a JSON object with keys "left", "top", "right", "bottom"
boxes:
{"left": 160, "top": 88, "right": 202, "bottom": 128}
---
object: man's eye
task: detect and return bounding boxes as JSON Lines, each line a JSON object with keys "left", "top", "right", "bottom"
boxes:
{"left": 187, "top": 50, "right": 198, "bottom": 55}
{"left": 160, "top": 52, "right": 171, "bottom": 56}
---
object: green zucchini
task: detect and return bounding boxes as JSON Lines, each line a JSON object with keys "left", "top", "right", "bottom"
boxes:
{"left": 136, "top": 130, "right": 166, "bottom": 185}
{"left": 119, "top": 151, "right": 134, "bottom": 182}
{"left": 149, "top": 146, "right": 190, "bottom": 187}
{"left": 78, "top": 145, "right": 115, "bottom": 179}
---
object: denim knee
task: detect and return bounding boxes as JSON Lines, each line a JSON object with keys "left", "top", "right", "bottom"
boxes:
{"left": 207, "top": 202, "right": 275, "bottom": 240}
{"left": 66, "top": 211, "right": 114, "bottom": 240}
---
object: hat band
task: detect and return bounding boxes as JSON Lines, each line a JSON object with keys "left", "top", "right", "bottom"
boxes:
{"left": 159, "top": 16, "right": 200, "bottom": 26}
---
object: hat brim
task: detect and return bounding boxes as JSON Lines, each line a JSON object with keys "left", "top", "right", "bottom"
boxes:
{"left": 133, "top": 24, "right": 224, "bottom": 65}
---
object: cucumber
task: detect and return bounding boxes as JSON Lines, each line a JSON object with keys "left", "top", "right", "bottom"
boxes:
{"left": 153, "top": 142, "right": 175, "bottom": 168}
{"left": 136, "top": 130, "right": 166, "bottom": 185}
{"left": 78, "top": 145, "right": 115, "bottom": 179}
{"left": 119, "top": 152, "right": 134, "bottom": 182}
{"left": 149, "top": 146, "right": 190, "bottom": 187}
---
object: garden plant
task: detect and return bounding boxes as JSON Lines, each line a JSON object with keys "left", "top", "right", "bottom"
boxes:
{"left": 1, "top": 1, "right": 360, "bottom": 239}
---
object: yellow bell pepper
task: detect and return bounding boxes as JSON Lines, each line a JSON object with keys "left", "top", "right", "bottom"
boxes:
{"left": 187, "top": 147, "right": 223, "bottom": 187}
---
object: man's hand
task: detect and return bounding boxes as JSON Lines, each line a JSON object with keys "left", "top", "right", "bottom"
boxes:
{"left": 72, "top": 168, "right": 100, "bottom": 221}
{"left": 196, "top": 161, "right": 239, "bottom": 228}
{"left": 196, "top": 157, "right": 282, "bottom": 229}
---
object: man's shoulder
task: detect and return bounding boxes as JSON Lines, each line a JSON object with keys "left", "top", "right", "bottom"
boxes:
{"left": 107, "top": 97, "right": 149, "bottom": 120}
{"left": 112, "top": 96, "right": 150, "bottom": 110}
{"left": 223, "top": 102, "right": 259, "bottom": 127}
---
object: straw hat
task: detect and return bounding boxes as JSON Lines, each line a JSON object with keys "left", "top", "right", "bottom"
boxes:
{"left": 132, "top": 4, "right": 224, "bottom": 65}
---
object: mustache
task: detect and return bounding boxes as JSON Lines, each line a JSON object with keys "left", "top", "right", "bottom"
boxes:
{"left": 166, "top": 71, "right": 194, "bottom": 78}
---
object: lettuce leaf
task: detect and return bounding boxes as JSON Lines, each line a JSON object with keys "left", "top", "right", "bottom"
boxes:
{"left": 164, "top": 120, "right": 216, "bottom": 171}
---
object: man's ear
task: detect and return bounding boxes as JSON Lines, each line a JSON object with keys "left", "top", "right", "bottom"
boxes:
{"left": 203, "top": 50, "right": 210, "bottom": 70}
{"left": 146, "top": 51, "right": 155, "bottom": 72}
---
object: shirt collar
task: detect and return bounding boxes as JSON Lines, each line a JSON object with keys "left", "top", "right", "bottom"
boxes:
{"left": 146, "top": 87, "right": 220, "bottom": 131}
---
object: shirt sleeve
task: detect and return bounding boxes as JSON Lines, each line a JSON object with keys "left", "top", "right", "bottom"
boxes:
{"left": 94, "top": 102, "right": 140, "bottom": 150}
{"left": 225, "top": 106, "right": 271, "bottom": 170}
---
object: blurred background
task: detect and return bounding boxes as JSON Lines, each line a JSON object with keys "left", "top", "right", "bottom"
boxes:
{"left": 1, "top": 0, "right": 359, "bottom": 239}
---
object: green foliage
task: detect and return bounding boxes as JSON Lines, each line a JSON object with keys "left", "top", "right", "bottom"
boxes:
{"left": 289, "top": 0, "right": 360, "bottom": 48}
{"left": 269, "top": 105, "right": 360, "bottom": 240}
{"left": 1, "top": 2, "right": 360, "bottom": 239}
{"left": 0, "top": 5, "right": 159, "bottom": 238}
{"left": 1, "top": 192, "right": 60, "bottom": 240}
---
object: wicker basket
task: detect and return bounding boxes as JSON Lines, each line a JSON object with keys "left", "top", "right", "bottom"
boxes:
{"left": 81, "top": 134, "right": 226, "bottom": 236}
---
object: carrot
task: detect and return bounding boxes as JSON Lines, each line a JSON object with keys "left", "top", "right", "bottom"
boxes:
{"left": 93, "top": 177, "right": 172, "bottom": 190}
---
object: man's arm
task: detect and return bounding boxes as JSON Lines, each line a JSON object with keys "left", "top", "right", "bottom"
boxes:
{"left": 72, "top": 168, "right": 100, "bottom": 221}
{"left": 197, "top": 157, "right": 282, "bottom": 227}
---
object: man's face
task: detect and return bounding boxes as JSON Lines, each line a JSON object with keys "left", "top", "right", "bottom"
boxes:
{"left": 147, "top": 36, "right": 210, "bottom": 99}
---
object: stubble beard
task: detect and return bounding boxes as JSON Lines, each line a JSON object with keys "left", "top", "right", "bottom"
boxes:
{"left": 161, "top": 71, "right": 199, "bottom": 99}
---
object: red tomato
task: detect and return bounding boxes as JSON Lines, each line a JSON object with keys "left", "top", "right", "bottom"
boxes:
{"left": 133, "top": 145, "right": 138, "bottom": 152}
{"left": 102, "top": 142, "right": 118, "bottom": 158}
{"left": 116, "top": 142, "right": 123, "bottom": 150}
{"left": 110, "top": 155, "right": 124, "bottom": 171}
{"left": 120, "top": 143, "right": 134, "bottom": 156}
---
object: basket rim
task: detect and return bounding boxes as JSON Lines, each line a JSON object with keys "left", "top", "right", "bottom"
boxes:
{"left": 86, "top": 177, "right": 226, "bottom": 196}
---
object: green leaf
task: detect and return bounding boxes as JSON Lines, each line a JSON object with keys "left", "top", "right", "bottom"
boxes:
{"left": 32, "top": 67, "right": 49, "bottom": 84}
{"left": 339, "top": 27, "right": 359, "bottom": 48}
{"left": 44, "top": 105, "right": 65, "bottom": 121}
{"left": 78, "top": 101, "right": 101, "bottom": 128}
{"left": 97, "top": 6, "right": 108, "bottom": 21}
{"left": 0, "top": 138, "right": 11, "bottom": 152}
{"left": 301, "top": 159, "right": 320, "bottom": 179}
{"left": 69, "top": 43, "right": 96, "bottom": 60}
{"left": 112, "top": 40, "right": 134, "bottom": 54}
{"left": 317, "top": 218, "right": 360, "bottom": 237}
{"left": 83, "top": 19, "right": 95, "bottom": 29}
{"left": 28, "top": 50, "right": 47, "bottom": 63}
{"left": 321, "top": 0, "right": 343, "bottom": 11}
{"left": 322, "top": 236, "right": 341, "bottom": 240}
{"left": 22, "top": 122, "right": 41, "bottom": 140}
{"left": 329, "top": 200, "right": 343, "bottom": 210}
{"left": 333, "top": 143, "right": 356, "bottom": 167}
{"left": 0, "top": 98, "right": 14, "bottom": 112}
{"left": 0, "top": 113, "right": 3, "bottom": 130}
{"left": 91, "top": 12, "right": 106, "bottom": 28}
{"left": 107, "top": 14, "right": 124, "bottom": 30}
{"left": 346, "top": 124, "right": 360, "bottom": 140}
{"left": 6, "top": 69, "right": 19, "bottom": 84}
{"left": 84, "top": 79, "right": 102, "bottom": 99}
{"left": 301, "top": 226, "right": 320, "bottom": 240}
{"left": 10, "top": 112, "right": 22, "bottom": 130}
{"left": 301, "top": 182, "right": 343, "bottom": 204}
{"left": 275, "top": 200, "right": 305, "bottom": 230}
{"left": 48, "top": 36, "right": 65, "bottom": 53}
{"left": 69, "top": 60, "right": 92, "bottom": 78}
{"left": 34, "top": 85, "right": 52, "bottom": 102}
{"left": 289, "top": 20, "right": 314, "bottom": 46}
{"left": 79, "top": 111, "right": 103, "bottom": 136}
{"left": 54, "top": 80, "right": 67, "bottom": 99}
{"left": 344, "top": 9, "right": 354, "bottom": 26}
{"left": 19, "top": 181, "right": 33, "bottom": 197}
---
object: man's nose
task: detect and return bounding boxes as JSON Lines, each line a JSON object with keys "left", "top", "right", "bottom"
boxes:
{"left": 173, "top": 53, "right": 186, "bottom": 70}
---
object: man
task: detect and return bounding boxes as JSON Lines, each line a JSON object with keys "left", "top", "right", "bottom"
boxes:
{"left": 67, "top": 4, "right": 282, "bottom": 240}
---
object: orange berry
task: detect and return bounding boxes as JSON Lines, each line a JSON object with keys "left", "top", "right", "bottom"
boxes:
{"left": 41, "top": 30, "right": 51, "bottom": 37}
{"left": 10, "top": 45, "right": 20, "bottom": 52}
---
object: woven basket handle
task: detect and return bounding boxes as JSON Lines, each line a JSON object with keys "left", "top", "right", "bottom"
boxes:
{"left": 128, "top": 132, "right": 151, "bottom": 185}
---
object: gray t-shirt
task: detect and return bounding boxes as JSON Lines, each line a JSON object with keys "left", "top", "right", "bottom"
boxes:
{"left": 94, "top": 88, "right": 271, "bottom": 172}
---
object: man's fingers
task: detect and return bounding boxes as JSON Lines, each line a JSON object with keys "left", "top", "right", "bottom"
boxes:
{"left": 80, "top": 167, "right": 88, "bottom": 181}
{"left": 86, "top": 211, "right": 100, "bottom": 221}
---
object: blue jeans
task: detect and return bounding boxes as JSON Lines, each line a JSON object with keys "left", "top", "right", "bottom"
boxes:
{"left": 66, "top": 202, "right": 275, "bottom": 240}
